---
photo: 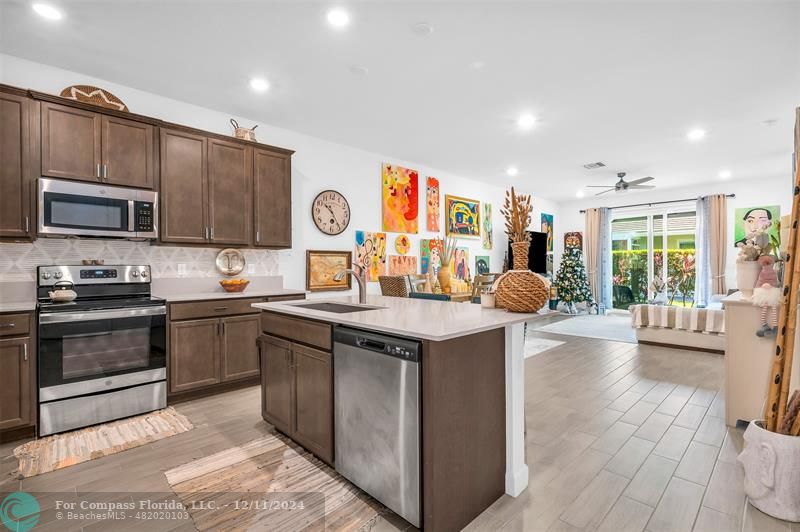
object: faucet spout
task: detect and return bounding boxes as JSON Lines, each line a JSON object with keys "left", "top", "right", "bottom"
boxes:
{"left": 335, "top": 268, "right": 367, "bottom": 304}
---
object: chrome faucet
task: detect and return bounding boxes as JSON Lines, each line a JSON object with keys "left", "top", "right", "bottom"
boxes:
{"left": 334, "top": 268, "right": 367, "bottom": 304}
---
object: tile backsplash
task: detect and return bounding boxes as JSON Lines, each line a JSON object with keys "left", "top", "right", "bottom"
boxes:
{"left": 0, "top": 239, "right": 281, "bottom": 281}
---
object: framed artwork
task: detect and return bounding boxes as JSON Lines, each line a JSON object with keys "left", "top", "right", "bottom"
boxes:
{"left": 382, "top": 163, "right": 419, "bottom": 233}
{"left": 445, "top": 195, "right": 480, "bottom": 237}
{"left": 395, "top": 234, "right": 411, "bottom": 254}
{"left": 388, "top": 255, "right": 418, "bottom": 276}
{"left": 420, "top": 239, "right": 443, "bottom": 275}
{"left": 426, "top": 177, "right": 440, "bottom": 232}
{"left": 564, "top": 231, "right": 583, "bottom": 250}
{"left": 734, "top": 205, "right": 780, "bottom": 247}
{"left": 450, "top": 247, "right": 470, "bottom": 280}
{"left": 306, "top": 250, "right": 352, "bottom": 292}
{"left": 482, "top": 203, "right": 493, "bottom": 249}
{"left": 475, "top": 255, "right": 490, "bottom": 275}
{"left": 354, "top": 230, "right": 387, "bottom": 282}
{"left": 541, "top": 213, "right": 554, "bottom": 252}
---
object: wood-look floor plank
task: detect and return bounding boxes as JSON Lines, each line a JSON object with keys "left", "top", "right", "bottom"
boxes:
{"left": 623, "top": 454, "right": 679, "bottom": 507}
{"left": 674, "top": 441, "right": 720, "bottom": 486}
{"left": 647, "top": 477, "right": 705, "bottom": 532}
{"left": 596, "top": 496, "right": 654, "bottom": 532}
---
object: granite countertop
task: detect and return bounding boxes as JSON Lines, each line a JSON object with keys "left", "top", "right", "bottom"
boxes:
{"left": 0, "top": 301, "right": 36, "bottom": 313}
{"left": 156, "top": 288, "right": 306, "bottom": 303}
{"left": 253, "top": 295, "right": 538, "bottom": 341}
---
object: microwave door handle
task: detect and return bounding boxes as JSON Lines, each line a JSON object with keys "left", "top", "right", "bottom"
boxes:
{"left": 128, "top": 201, "right": 135, "bottom": 232}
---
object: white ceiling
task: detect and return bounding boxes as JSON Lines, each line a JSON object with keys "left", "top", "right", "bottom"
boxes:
{"left": 2, "top": 0, "right": 798, "bottom": 201}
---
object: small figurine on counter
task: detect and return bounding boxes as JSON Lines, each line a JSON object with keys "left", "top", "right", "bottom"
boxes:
{"left": 752, "top": 255, "right": 781, "bottom": 337}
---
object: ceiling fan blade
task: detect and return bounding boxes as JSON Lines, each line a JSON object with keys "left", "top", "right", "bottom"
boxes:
{"left": 586, "top": 185, "right": 615, "bottom": 188}
{"left": 595, "top": 189, "right": 616, "bottom": 196}
{"left": 629, "top": 185, "right": 656, "bottom": 189}
{"left": 626, "top": 177, "right": 655, "bottom": 186}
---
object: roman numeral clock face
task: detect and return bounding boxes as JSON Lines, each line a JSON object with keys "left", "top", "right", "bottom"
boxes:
{"left": 312, "top": 190, "right": 351, "bottom": 235}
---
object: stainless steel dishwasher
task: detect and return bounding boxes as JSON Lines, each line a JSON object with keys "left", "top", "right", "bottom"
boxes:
{"left": 333, "top": 326, "right": 421, "bottom": 528}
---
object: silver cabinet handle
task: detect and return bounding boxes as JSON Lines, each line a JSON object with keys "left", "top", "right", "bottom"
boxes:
{"left": 210, "top": 227, "right": 214, "bottom": 240}
{"left": 103, "top": 164, "right": 108, "bottom": 180}
{"left": 23, "top": 343, "right": 28, "bottom": 361}
{"left": 221, "top": 321, "right": 225, "bottom": 335}
{"left": 96, "top": 164, "right": 101, "bottom": 179}
{"left": 256, "top": 230, "right": 260, "bottom": 243}
{"left": 205, "top": 227, "right": 210, "bottom": 240}
{"left": 24, "top": 216, "right": 29, "bottom": 233}
{"left": 0, "top": 323, "right": 15, "bottom": 328}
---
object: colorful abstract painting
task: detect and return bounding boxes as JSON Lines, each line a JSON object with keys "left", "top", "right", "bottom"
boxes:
{"left": 420, "top": 239, "right": 444, "bottom": 275}
{"left": 426, "top": 177, "right": 440, "bottom": 232}
{"left": 541, "top": 213, "right": 554, "bottom": 252}
{"left": 382, "top": 163, "right": 419, "bottom": 234}
{"left": 445, "top": 195, "right": 480, "bottom": 238}
{"left": 734, "top": 205, "right": 780, "bottom": 248}
{"left": 395, "top": 234, "right": 410, "bottom": 255}
{"left": 388, "top": 255, "right": 418, "bottom": 276}
{"left": 450, "top": 247, "right": 470, "bottom": 280}
{"left": 354, "top": 230, "right": 387, "bottom": 282}
{"left": 475, "top": 256, "right": 490, "bottom": 275}
{"left": 564, "top": 231, "right": 583, "bottom": 251}
{"left": 482, "top": 203, "right": 493, "bottom": 250}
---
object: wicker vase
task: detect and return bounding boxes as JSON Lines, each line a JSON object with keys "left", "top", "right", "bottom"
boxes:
{"left": 496, "top": 241, "right": 549, "bottom": 313}
{"left": 511, "top": 241, "right": 529, "bottom": 270}
{"left": 437, "top": 267, "right": 452, "bottom": 294}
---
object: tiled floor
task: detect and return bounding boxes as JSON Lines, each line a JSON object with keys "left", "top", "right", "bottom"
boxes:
{"left": 1, "top": 318, "right": 797, "bottom": 532}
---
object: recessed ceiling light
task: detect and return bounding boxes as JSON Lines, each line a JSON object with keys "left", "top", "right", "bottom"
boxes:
{"left": 412, "top": 22, "right": 434, "bottom": 36}
{"left": 249, "top": 78, "right": 270, "bottom": 92}
{"left": 32, "top": 3, "right": 63, "bottom": 20}
{"left": 517, "top": 113, "right": 537, "bottom": 131}
{"left": 718, "top": 170, "right": 732, "bottom": 180}
{"left": 576, "top": 190, "right": 585, "bottom": 198}
{"left": 686, "top": 128, "right": 706, "bottom": 141}
{"left": 327, "top": 8, "right": 350, "bottom": 28}
{"left": 506, "top": 166, "right": 519, "bottom": 177}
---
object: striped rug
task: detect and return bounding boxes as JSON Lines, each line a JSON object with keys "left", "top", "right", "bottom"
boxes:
{"left": 14, "top": 407, "right": 193, "bottom": 478}
{"left": 165, "top": 433, "right": 387, "bottom": 531}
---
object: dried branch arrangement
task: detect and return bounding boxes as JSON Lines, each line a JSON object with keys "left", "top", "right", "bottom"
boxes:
{"left": 500, "top": 187, "right": 533, "bottom": 243}
{"left": 440, "top": 236, "right": 458, "bottom": 267}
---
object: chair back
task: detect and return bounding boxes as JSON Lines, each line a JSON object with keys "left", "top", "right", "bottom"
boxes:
{"left": 407, "top": 273, "right": 429, "bottom": 293}
{"left": 472, "top": 273, "right": 501, "bottom": 299}
{"left": 409, "top": 292, "right": 451, "bottom": 302}
{"left": 378, "top": 275, "right": 409, "bottom": 297}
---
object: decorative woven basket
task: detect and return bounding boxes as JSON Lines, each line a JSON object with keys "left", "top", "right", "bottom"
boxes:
{"left": 60, "top": 85, "right": 129, "bottom": 112}
{"left": 495, "top": 270, "right": 549, "bottom": 312}
{"left": 230, "top": 119, "right": 258, "bottom": 141}
{"left": 511, "top": 241, "right": 530, "bottom": 270}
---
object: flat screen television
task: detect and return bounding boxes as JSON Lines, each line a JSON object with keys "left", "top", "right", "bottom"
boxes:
{"left": 508, "top": 231, "right": 548, "bottom": 274}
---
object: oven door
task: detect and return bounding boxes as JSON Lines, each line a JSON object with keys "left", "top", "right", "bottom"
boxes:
{"left": 38, "top": 178, "right": 136, "bottom": 238}
{"left": 38, "top": 306, "right": 166, "bottom": 402}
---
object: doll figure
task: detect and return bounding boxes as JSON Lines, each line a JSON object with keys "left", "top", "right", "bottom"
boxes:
{"left": 752, "top": 255, "right": 780, "bottom": 337}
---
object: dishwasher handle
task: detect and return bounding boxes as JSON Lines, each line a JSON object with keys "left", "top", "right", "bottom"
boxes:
{"left": 334, "top": 326, "right": 421, "bottom": 362}
{"left": 356, "top": 337, "right": 387, "bottom": 353}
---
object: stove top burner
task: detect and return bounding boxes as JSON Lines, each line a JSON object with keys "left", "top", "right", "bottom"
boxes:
{"left": 38, "top": 296, "right": 165, "bottom": 313}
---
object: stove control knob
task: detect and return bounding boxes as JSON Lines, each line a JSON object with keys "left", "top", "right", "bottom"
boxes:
{"left": 41, "top": 272, "right": 51, "bottom": 280}
{"left": 54, "top": 272, "right": 63, "bottom": 279}
{"left": 140, "top": 270, "right": 148, "bottom": 278}
{"left": 131, "top": 271, "right": 140, "bottom": 278}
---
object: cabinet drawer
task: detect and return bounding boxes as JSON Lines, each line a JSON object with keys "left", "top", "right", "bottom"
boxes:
{"left": 261, "top": 312, "right": 332, "bottom": 351}
{"left": 266, "top": 294, "right": 306, "bottom": 302}
{"left": 0, "top": 313, "right": 30, "bottom": 337}
{"left": 170, "top": 298, "right": 265, "bottom": 321}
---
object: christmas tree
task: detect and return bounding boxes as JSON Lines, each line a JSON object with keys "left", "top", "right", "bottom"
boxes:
{"left": 554, "top": 247, "right": 594, "bottom": 307}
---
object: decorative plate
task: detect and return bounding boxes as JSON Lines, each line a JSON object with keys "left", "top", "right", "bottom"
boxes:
{"left": 215, "top": 248, "right": 246, "bottom": 276}
{"left": 395, "top": 234, "right": 411, "bottom": 255}
{"left": 59, "top": 85, "right": 129, "bottom": 112}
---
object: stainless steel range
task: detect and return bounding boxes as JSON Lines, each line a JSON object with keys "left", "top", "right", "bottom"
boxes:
{"left": 37, "top": 265, "right": 166, "bottom": 436}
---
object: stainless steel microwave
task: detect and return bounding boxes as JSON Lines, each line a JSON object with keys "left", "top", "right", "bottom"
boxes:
{"left": 38, "top": 178, "right": 158, "bottom": 239}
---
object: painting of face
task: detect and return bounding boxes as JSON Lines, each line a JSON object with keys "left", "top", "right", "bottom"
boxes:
{"left": 354, "top": 230, "right": 387, "bottom": 282}
{"left": 475, "top": 256, "right": 490, "bottom": 275}
{"left": 445, "top": 195, "right": 480, "bottom": 238}
{"left": 734, "top": 205, "right": 780, "bottom": 247}
{"left": 420, "top": 239, "right": 444, "bottom": 275}
{"left": 450, "top": 247, "right": 470, "bottom": 280}
{"left": 541, "top": 213, "right": 554, "bottom": 252}
{"left": 388, "top": 255, "right": 418, "bottom": 276}
{"left": 482, "top": 203, "right": 493, "bottom": 250}
{"left": 564, "top": 231, "right": 583, "bottom": 250}
{"left": 382, "top": 163, "right": 419, "bottom": 233}
{"left": 426, "top": 177, "right": 440, "bottom": 232}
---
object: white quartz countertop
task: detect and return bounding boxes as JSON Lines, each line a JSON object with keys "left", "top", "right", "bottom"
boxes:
{"left": 253, "top": 295, "right": 539, "bottom": 341}
{"left": 156, "top": 288, "right": 306, "bottom": 302}
{"left": 0, "top": 301, "right": 36, "bottom": 313}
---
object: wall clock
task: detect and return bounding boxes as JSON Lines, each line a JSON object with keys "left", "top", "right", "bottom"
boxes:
{"left": 312, "top": 190, "right": 351, "bottom": 235}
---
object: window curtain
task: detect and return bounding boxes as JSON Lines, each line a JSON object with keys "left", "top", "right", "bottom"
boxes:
{"left": 695, "top": 194, "right": 728, "bottom": 307}
{"left": 585, "top": 207, "right": 612, "bottom": 309}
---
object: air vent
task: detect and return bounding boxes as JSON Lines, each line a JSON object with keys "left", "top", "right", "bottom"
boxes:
{"left": 583, "top": 162, "right": 606, "bottom": 169}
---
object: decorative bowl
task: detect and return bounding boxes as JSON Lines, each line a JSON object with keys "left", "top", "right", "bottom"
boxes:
{"left": 220, "top": 279, "right": 249, "bottom": 293}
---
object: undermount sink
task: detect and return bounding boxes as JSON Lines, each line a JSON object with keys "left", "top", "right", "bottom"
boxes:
{"left": 292, "top": 302, "right": 383, "bottom": 314}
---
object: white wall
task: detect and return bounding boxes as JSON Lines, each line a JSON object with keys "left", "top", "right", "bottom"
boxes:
{"left": 0, "top": 54, "right": 559, "bottom": 295}
{"left": 557, "top": 176, "right": 792, "bottom": 290}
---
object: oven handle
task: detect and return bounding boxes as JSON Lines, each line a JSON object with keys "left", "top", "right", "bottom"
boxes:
{"left": 39, "top": 306, "right": 166, "bottom": 324}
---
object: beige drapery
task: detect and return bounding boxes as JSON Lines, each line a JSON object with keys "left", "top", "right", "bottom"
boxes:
{"left": 707, "top": 194, "right": 727, "bottom": 295}
{"left": 585, "top": 208, "right": 601, "bottom": 303}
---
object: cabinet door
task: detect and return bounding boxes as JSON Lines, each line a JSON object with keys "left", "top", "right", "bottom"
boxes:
{"left": 0, "top": 92, "right": 32, "bottom": 239}
{"left": 41, "top": 102, "right": 101, "bottom": 182}
{"left": 292, "top": 343, "right": 333, "bottom": 464}
{"left": 0, "top": 337, "right": 31, "bottom": 430}
{"left": 259, "top": 335, "right": 293, "bottom": 435}
{"left": 169, "top": 318, "right": 220, "bottom": 393}
{"left": 160, "top": 129, "right": 209, "bottom": 244}
{"left": 102, "top": 115, "right": 155, "bottom": 188}
{"left": 221, "top": 315, "right": 260, "bottom": 382}
{"left": 253, "top": 148, "right": 291, "bottom": 248}
{"left": 208, "top": 138, "right": 252, "bottom": 245}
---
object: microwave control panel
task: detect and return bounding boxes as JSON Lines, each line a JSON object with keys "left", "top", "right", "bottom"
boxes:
{"left": 135, "top": 202, "right": 154, "bottom": 232}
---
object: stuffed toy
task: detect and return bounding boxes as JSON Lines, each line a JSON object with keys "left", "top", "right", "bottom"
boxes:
{"left": 752, "top": 255, "right": 780, "bottom": 337}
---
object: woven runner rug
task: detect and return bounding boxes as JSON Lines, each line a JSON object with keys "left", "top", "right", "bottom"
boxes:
{"left": 164, "top": 433, "right": 386, "bottom": 531}
{"left": 14, "top": 406, "right": 193, "bottom": 478}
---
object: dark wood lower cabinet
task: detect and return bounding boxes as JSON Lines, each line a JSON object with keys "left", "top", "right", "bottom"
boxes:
{"left": 0, "top": 336, "right": 32, "bottom": 431}
{"left": 221, "top": 314, "right": 261, "bottom": 382}
{"left": 169, "top": 318, "right": 220, "bottom": 393}
{"left": 259, "top": 335, "right": 294, "bottom": 435}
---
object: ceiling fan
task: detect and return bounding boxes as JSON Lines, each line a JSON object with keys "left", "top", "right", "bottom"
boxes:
{"left": 587, "top": 172, "right": 656, "bottom": 196}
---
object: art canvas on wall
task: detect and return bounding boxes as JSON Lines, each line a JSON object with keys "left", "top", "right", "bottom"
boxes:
{"left": 354, "top": 230, "right": 387, "bottom": 282}
{"left": 382, "top": 163, "right": 419, "bottom": 234}
{"left": 426, "top": 177, "right": 440, "bottom": 232}
{"left": 564, "top": 231, "right": 583, "bottom": 251}
{"left": 541, "top": 213, "right": 554, "bottom": 252}
{"left": 445, "top": 195, "right": 480, "bottom": 238}
{"left": 734, "top": 205, "right": 780, "bottom": 248}
{"left": 395, "top": 234, "right": 410, "bottom": 255}
{"left": 306, "top": 250, "right": 352, "bottom": 292}
{"left": 420, "top": 239, "right": 443, "bottom": 275}
{"left": 388, "top": 255, "right": 418, "bottom": 276}
{"left": 475, "top": 255, "right": 490, "bottom": 275}
{"left": 482, "top": 203, "right": 493, "bottom": 250}
{"left": 450, "top": 247, "right": 470, "bottom": 280}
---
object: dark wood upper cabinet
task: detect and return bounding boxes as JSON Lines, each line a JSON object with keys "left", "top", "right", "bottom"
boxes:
{"left": 169, "top": 318, "right": 220, "bottom": 393}
{"left": 220, "top": 314, "right": 260, "bottom": 382}
{"left": 41, "top": 102, "right": 102, "bottom": 182}
{"left": 0, "top": 336, "right": 32, "bottom": 431}
{"left": 253, "top": 147, "right": 291, "bottom": 248}
{"left": 101, "top": 115, "right": 155, "bottom": 188}
{"left": 292, "top": 343, "right": 333, "bottom": 465}
{"left": 208, "top": 138, "right": 252, "bottom": 246}
{"left": 0, "top": 91, "right": 32, "bottom": 239}
{"left": 260, "top": 335, "right": 294, "bottom": 435}
{"left": 160, "top": 128, "right": 208, "bottom": 244}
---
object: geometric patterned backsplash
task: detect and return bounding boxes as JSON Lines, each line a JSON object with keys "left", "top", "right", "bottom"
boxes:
{"left": 0, "top": 240, "right": 281, "bottom": 281}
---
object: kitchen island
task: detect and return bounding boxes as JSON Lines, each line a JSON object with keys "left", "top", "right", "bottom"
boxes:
{"left": 253, "top": 295, "right": 537, "bottom": 531}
